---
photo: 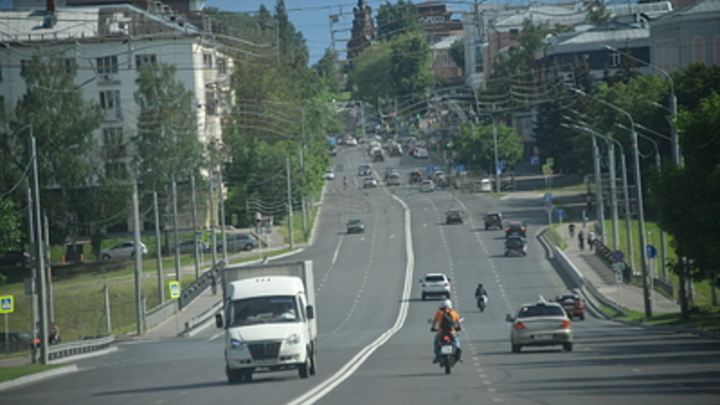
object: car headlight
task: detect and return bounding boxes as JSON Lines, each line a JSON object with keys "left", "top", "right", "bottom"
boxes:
{"left": 286, "top": 333, "right": 301, "bottom": 345}
{"left": 230, "top": 338, "right": 247, "bottom": 350}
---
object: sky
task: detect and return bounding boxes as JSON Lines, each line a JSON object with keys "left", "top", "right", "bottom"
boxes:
{"left": 203, "top": 0, "right": 581, "bottom": 66}
{"left": 203, "top": 0, "right": 471, "bottom": 66}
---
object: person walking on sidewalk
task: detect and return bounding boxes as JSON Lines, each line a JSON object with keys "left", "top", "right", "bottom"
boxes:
{"left": 578, "top": 230, "right": 585, "bottom": 250}
{"left": 587, "top": 230, "right": 595, "bottom": 251}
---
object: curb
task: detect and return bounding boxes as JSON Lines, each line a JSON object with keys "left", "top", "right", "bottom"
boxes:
{"left": 0, "top": 364, "right": 78, "bottom": 392}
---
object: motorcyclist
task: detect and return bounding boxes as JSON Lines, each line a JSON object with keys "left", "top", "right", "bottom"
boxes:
{"left": 475, "top": 283, "right": 488, "bottom": 307}
{"left": 431, "top": 299, "right": 462, "bottom": 363}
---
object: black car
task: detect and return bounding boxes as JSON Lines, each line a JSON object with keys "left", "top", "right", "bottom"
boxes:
{"left": 504, "top": 221, "right": 527, "bottom": 238}
{"left": 484, "top": 212, "right": 503, "bottom": 230}
{"left": 504, "top": 236, "right": 527, "bottom": 256}
{"left": 0, "top": 331, "right": 34, "bottom": 353}
{"left": 347, "top": 219, "right": 365, "bottom": 234}
{"left": 445, "top": 210, "right": 465, "bottom": 224}
{"left": 0, "top": 250, "right": 30, "bottom": 269}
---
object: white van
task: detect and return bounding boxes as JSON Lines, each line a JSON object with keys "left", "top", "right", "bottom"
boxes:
{"left": 478, "top": 178, "right": 492, "bottom": 192}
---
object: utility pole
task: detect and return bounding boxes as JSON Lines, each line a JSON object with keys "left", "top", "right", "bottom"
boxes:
{"left": 172, "top": 178, "right": 180, "bottom": 282}
{"left": 153, "top": 192, "right": 164, "bottom": 303}
{"left": 219, "top": 168, "right": 228, "bottom": 262}
{"left": 31, "top": 134, "right": 48, "bottom": 364}
{"left": 591, "top": 137, "right": 605, "bottom": 240}
{"left": 132, "top": 179, "right": 143, "bottom": 336}
{"left": 190, "top": 175, "right": 199, "bottom": 278}
{"left": 286, "top": 155, "right": 294, "bottom": 249}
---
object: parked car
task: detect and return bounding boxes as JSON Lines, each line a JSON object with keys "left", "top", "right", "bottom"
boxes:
{"left": 484, "top": 211, "right": 504, "bottom": 230}
{"left": 216, "top": 233, "right": 258, "bottom": 252}
{"left": 0, "top": 331, "right": 34, "bottom": 353}
{"left": 445, "top": 209, "right": 465, "bottom": 224}
{"left": 504, "top": 236, "right": 527, "bottom": 256}
{"left": 324, "top": 169, "right": 335, "bottom": 180}
{"left": 176, "top": 239, "right": 210, "bottom": 254}
{"left": 0, "top": 250, "right": 30, "bottom": 269}
{"left": 363, "top": 177, "right": 378, "bottom": 188}
{"left": 504, "top": 221, "right": 527, "bottom": 238}
{"left": 555, "top": 293, "right": 586, "bottom": 320}
{"left": 100, "top": 241, "right": 148, "bottom": 260}
{"left": 347, "top": 219, "right": 365, "bottom": 234}
{"left": 506, "top": 297, "right": 573, "bottom": 353}
{"left": 419, "top": 273, "right": 451, "bottom": 300}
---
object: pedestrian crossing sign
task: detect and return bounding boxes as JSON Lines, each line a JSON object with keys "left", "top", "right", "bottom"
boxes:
{"left": 169, "top": 281, "right": 181, "bottom": 299}
{"left": 0, "top": 295, "right": 14, "bottom": 314}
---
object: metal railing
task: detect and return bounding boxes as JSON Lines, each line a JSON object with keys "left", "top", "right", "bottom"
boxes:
{"left": 46, "top": 335, "right": 115, "bottom": 361}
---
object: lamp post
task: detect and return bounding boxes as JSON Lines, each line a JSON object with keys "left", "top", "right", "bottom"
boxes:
{"left": 573, "top": 88, "right": 652, "bottom": 318}
{"left": 602, "top": 44, "right": 680, "bottom": 166}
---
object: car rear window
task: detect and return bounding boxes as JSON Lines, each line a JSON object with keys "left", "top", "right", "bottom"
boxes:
{"left": 518, "top": 305, "right": 565, "bottom": 318}
{"left": 425, "top": 275, "right": 446, "bottom": 282}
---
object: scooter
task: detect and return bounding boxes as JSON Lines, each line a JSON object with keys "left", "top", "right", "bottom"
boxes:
{"left": 476, "top": 294, "right": 488, "bottom": 312}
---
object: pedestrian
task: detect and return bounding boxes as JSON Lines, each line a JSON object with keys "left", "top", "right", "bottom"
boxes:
{"left": 210, "top": 270, "right": 218, "bottom": 295}
{"left": 578, "top": 230, "right": 585, "bottom": 250}
{"left": 587, "top": 230, "right": 595, "bottom": 251}
{"left": 49, "top": 322, "right": 61, "bottom": 345}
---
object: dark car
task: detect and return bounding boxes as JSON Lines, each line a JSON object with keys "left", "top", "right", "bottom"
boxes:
{"left": 0, "top": 331, "right": 34, "bottom": 353}
{"left": 555, "top": 293, "right": 586, "bottom": 320}
{"left": 347, "top": 219, "right": 365, "bottom": 234}
{"left": 504, "top": 221, "right": 527, "bottom": 238}
{"left": 445, "top": 210, "right": 465, "bottom": 224}
{"left": 372, "top": 149, "right": 385, "bottom": 162}
{"left": 0, "top": 250, "right": 30, "bottom": 269}
{"left": 409, "top": 171, "right": 423, "bottom": 184}
{"left": 484, "top": 212, "right": 504, "bottom": 230}
{"left": 504, "top": 236, "right": 527, "bottom": 256}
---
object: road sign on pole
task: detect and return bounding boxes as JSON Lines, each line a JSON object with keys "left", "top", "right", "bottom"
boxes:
{"left": 0, "top": 295, "right": 14, "bottom": 314}
{"left": 168, "top": 281, "right": 181, "bottom": 299}
{"left": 611, "top": 250, "right": 624, "bottom": 263}
{"left": 646, "top": 244, "right": 657, "bottom": 259}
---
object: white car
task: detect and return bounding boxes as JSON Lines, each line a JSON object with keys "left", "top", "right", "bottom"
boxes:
{"left": 100, "top": 241, "right": 148, "bottom": 260}
{"left": 346, "top": 137, "right": 358, "bottom": 146}
{"left": 363, "top": 177, "right": 378, "bottom": 188}
{"left": 420, "top": 179, "right": 435, "bottom": 192}
{"left": 419, "top": 273, "right": 451, "bottom": 300}
{"left": 324, "top": 169, "right": 335, "bottom": 180}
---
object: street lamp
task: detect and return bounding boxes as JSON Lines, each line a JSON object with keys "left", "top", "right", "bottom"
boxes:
{"left": 602, "top": 44, "right": 681, "bottom": 166}
{"left": 572, "top": 88, "right": 653, "bottom": 318}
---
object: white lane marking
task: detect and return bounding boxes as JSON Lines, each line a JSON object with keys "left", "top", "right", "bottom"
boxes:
{"left": 331, "top": 235, "right": 344, "bottom": 267}
{"left": 286, "top": 196, "right": 414, "bottom": 405}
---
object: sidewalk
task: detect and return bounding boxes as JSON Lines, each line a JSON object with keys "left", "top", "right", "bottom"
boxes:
{"left": 556, "top": 221, "right": 680, "bottom": 314}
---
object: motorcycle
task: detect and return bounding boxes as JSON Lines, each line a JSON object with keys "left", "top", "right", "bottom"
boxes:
{"left": 437, "top": 332, "right": 459, "bottom": 374}
{"left": 476, "top": 294, "right": 488, "bottom": 312}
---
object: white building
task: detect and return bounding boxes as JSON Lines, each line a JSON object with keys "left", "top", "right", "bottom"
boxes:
{"left": 0, "top": 2, "right": 231, "bottom": 229}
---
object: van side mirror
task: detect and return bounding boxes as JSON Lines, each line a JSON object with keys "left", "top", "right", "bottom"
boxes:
{"left": 306, "top": 305, "right": 315, "bottom": 320}
{"left": 505, "top": 314, "right": 515, "bottom": 323}
{"left": 215, "top": 313, "right": 224, "bottom": 328}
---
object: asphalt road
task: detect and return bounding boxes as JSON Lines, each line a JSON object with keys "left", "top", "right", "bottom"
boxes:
{"left": 3, "top": 145, "right": 719, "bottom": 404}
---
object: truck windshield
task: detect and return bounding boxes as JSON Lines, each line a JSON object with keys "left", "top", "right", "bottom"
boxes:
{"left": 229, "top": 296, "right": 300, "bottom": 327}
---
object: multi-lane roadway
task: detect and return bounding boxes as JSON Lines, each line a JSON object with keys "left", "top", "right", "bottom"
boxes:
{"left": 4, "top": 145, "right": 719, "bottom": 405}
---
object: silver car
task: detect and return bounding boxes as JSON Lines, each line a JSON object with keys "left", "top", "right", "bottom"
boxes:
{"left": 506, "top": 298, "right": 573, "bottom": 353}
{"left": 216, "top": 233, "right": 258, "bottom": 252}
{"left": 100, "top": 241, "right": 148, "bottom": 260}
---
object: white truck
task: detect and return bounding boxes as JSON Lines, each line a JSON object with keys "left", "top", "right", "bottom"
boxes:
{"left": 215, "top": 260, "right": 317, "bottom": 384}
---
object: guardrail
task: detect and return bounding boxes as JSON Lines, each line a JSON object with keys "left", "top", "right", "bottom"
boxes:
{"left": 179, "top": 260, "right": 225, "bottom": 310}
{"left": 185, "top": 300, "right": 223, "bottom": 333}
{"left": 47, "top": 335, "right": 115, "bottom": 361}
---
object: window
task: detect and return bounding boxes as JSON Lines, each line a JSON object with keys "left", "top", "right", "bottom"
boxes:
{"left": 99, "top": 90, "right": 121, "bottom": 110}
{"left": 135, "top": 54, "right": 157, "bottom": 71}
{"left": 203, "top": 53, "right": 214, "bottom": 68}
{"left": 97, "top": 56, "right": 118, "bottom": 75}
{"left": 217, "top": 57, "right": 227, "bottom": 74}
{"left": 104, "top": 161, "right": 127, "bottom": 180}
{"left": 610, "top": 51, "right": 621, "bottom": 67}
{"left": 693, "top": 36, "right": 706, "bottom": 63}
{"left": 0, "top": 96, "right": 5, "bottom": 120}
{"left": 103, "top": 127, "right": 125, "bottom": 159}
{"left": 64, "top": 58, "right": 75, "bottom": 74}
{"left": 205, "top": 88, "right": 217, "bottom": 115}
{"left": 20, "top": 59, "right": 31, "bottom": 75}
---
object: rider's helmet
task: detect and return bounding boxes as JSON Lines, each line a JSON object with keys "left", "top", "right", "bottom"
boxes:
{"left": 440, "top": 299, "right": 452, "bottom": 310}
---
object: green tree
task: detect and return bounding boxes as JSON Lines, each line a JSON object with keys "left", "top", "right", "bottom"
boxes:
{"left": 347, "top": 43, "right": 395, "bottom": 102}
{"left": 455, "top": 120, "right": 523, "bottom": 175}
{"left": 375, "top": 0, "right": 421, "bottom": 42}
{"left": 390, "top": 31, "right": 435, "bottom": 100}
{"left": 0, "top": 198, "right": 22, "bottom": 250}
{"left": 449, "top": 38, "right": 465, "bottom": 71}
{"left": 5, "top": 51, "right": 103, "bottom": 244}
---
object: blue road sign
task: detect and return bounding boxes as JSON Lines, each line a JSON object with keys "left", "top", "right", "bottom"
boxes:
{"left": 555, "top": 209, "right": 565, "bottom": 218}
{"left": 543, "top": 193, "right": 553, "bottom": 201}
{"left": 530, "top": 156, "right": 539, "bottom": 165}
{"left": 646, "top": 245, "right": 657, "bottom": 259}
{"left": 455, "top": 165, "right": 466, "bottom": 173}
{"left": 426, "top": 166, "right": 436, "bottom": 174}
{"left": 0, "top": 295, "right": 14, "bottom": 314}
{"left": 611, "top": 250, "right": 624, "bottom": 263}
{"left": 544, "top": 202, "right": 553, "bottom": 210}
